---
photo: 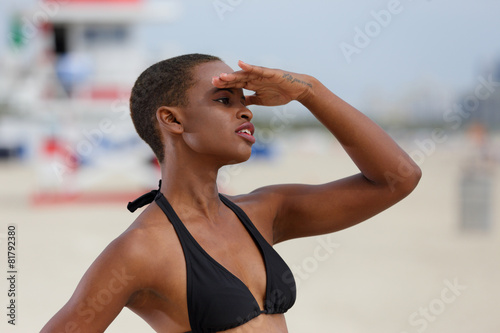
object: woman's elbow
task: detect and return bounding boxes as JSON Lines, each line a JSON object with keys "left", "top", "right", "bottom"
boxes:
{"left": 398, "top": 165, "right": 422, "bottom": 195}
{"left": 384, "top": 164, "right": 422, "bottom": 197}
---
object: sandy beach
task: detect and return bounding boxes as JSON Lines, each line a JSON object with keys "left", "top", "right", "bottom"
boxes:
{"left": 0, "top": 131, "right": 499, "bottom": 333}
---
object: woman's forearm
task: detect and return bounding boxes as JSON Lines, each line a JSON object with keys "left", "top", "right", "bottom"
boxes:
{"left": 298, "top": 75, "right": 421, "bottom": 191}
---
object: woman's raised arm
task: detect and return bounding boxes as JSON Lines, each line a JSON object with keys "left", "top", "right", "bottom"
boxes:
{"left": 213, "top": 61, "right": 421, "bottom": 243}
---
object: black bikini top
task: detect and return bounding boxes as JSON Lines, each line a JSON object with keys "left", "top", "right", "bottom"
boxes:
{"left": 128, "top": 184, "right": 296, "bottom": 333}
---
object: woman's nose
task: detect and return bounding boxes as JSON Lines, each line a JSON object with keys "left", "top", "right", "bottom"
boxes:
{"left": 237, "top": 106, "right": 253, "bottom": 121}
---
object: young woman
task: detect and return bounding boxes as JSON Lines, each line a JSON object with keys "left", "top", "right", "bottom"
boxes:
{"left": 41, "top": 54, "right": 421, "bottom": 333}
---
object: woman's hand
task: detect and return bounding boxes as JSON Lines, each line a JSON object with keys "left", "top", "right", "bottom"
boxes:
{"left": 211, "top": 61, "right": 314, "bottom": 106}
{"left": 219, "top": 61, "right": 421, "bottom": 244}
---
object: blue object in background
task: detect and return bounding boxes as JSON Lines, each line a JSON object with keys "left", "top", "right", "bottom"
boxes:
{"left": 251, "top": 142, "right": 273, "bottom": 160}
{"left": 55, "top": 53, "right": 93, "bottom": 96}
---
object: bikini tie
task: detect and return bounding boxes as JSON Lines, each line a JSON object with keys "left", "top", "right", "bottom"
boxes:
{"left": 127, "top": 180, "right": 162, "bottom": 213}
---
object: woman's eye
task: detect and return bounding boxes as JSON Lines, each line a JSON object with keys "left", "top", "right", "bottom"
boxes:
{"left": 214, "top": 97, "right": 230, "bottom": 105}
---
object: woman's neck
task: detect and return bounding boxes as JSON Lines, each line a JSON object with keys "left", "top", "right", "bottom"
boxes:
{"left": 159, "top": 153, "right": 223, "bottom": 220}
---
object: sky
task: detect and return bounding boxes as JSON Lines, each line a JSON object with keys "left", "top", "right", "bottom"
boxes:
{"left": 1, "top": 0, "right": 500, "bottom": 111}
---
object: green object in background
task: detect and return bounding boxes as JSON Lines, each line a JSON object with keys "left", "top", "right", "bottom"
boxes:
{"left": 9, "top": 15, "right": 26, "bottom": 49}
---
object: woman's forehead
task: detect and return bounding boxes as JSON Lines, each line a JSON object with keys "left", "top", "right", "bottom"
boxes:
{"left": 192, "top": 61, "right": 234, "bottom": 84}
{"left": 186, "top": 61, "right": 242, "bottom": 103}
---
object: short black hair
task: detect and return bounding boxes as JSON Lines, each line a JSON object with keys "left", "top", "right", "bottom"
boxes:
{"left": 130, "top": 53, "right": 222, "bottom": 163}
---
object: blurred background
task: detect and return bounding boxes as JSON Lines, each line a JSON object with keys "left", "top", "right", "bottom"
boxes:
{"left": 0, "top": 0, "right": 499, "bottom": 332}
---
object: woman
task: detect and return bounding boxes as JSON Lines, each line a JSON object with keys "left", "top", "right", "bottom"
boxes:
{"left": 42, "top": 53, "right": 421, "bottom": 332}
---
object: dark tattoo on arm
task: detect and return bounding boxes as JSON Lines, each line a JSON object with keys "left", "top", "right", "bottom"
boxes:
{"left": 282, "top": 73, "right": 313, "bottom": 87}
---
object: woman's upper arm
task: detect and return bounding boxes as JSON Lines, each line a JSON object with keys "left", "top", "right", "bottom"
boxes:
{"left": 41, "top": 232, "right": 148, "bottom": 332}
{"left": 253, "top": 172, "right": 419, "bottom": 244}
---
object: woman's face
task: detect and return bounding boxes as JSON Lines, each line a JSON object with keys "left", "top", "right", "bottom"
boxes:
{"left": 180, "top": 61, "right": 255, "bottom": 165}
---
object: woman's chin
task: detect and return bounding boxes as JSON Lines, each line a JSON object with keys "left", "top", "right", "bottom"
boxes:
{"left": 224, "top": 154, "right": 251, "bottom": 166}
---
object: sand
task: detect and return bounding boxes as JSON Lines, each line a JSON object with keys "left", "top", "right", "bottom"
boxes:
{"left": 0, "top": 131, "right": 498, "bottom": 333}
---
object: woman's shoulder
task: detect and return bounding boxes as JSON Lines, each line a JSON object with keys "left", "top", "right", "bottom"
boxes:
{"left": 100, "top": 202, "right": 180, "bottom": 276}
{"left": 224, "top": 184, "right": 286, "bottom": 217}
{"left": 119, "top": 202, "right": 178, "bottom": 254}
{"left": 222, "top": 188, "right": 283, "bottom": 244}
{"left": 97, "top": 202, "right": 186, "bottom": 291}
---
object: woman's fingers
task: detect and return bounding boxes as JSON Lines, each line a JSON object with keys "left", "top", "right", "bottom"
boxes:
{"left": 211, "top": 76, "right": 248, "bottom": 89}
{"left": 238, "top": 61, "right": 275, "bottom": 79}
{"left": 212, "top": 73, "right": 256, "bottom": 90}
{"left": 243, "top": 94, "right": 261, "bottom": 106}
{"left": 237, "top": 61, "right": 262, "bottom": 75}
{"left": 213, "top": 62, "right": 277, "bottom": 87}
{"left": 238, "top": 60, "right": 253, "bottom": 72}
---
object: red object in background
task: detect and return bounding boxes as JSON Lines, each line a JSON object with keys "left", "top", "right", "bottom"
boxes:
{"left": 42, "top": 137, "right": 79, "bottom": 170}
{"left": 31, "top": 190, "right": 148, "bottom": 206}
{"left": 150, "top": 156, "right": 160, "bottom": 171}
{"left": 74, "top": 87, "right": 131, "bottom": 101}
{"left": 45, "top": 0, "right": 140, "bottom": 3}
{"left": 89, "top": 87, "right": 121, "bottom": 100}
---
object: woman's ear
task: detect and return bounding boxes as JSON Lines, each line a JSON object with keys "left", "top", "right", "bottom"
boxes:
{"left": 157, "top": 106, "right": 183, "bottom": 134}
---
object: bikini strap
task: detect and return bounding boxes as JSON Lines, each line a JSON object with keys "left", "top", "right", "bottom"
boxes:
{"left": 127, "top": 180, "right": 162, "bottom": 213}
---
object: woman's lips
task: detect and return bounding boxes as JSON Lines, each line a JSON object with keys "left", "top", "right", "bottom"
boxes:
{"left": 235, "top": 122, "right": 256, "bottom": 143}
{"left": 236, "top": 130, "right": 256, "bottom": 143}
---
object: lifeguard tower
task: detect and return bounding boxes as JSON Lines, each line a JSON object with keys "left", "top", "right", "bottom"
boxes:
{"left": 17, "top": 0, "right": 181, "bottom": 204}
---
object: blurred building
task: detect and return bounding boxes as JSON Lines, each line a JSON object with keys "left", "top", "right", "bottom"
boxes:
{"left": 458, "top": 61, "right": 500, "bottom": 233}
{"left": 0, "top": 0, "right": 180, "bottom": 202}
{"left": 26, "top": 0, "right": 179, "bottom": 102}
{"left": 464, "top": 60, "right": 500, "bottom": 130}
